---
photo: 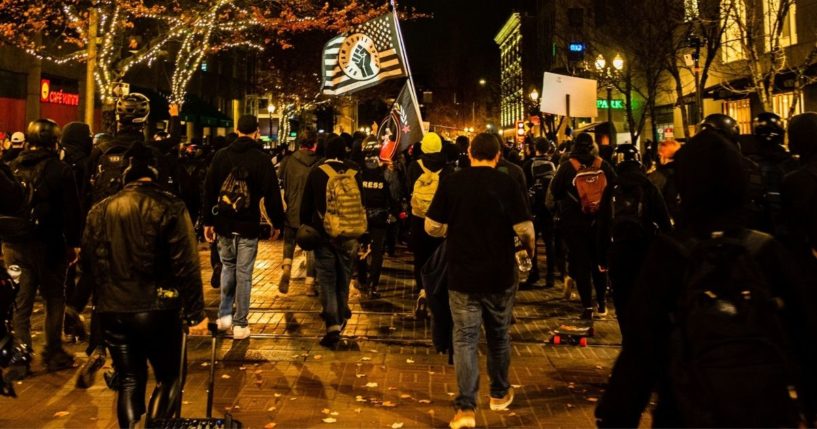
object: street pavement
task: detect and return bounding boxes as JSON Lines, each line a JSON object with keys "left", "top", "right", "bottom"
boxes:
{"left": 0, "top": 240, "right": 639, "bottom": 428}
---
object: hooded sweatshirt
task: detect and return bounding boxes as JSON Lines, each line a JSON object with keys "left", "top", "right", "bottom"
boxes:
{"left": 202, "top": 136, "right": 285, "bottom": 238}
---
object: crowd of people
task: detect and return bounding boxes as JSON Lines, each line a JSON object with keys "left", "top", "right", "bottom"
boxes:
{"left": 0, "top": 90, "right": 816, "bottom": 429}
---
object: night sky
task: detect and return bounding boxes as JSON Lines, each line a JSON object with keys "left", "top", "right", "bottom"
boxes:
{"left": 400, "top": 0, "right": 518, "bottom": 100}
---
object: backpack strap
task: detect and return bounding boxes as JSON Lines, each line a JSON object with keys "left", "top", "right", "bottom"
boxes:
{"left": 569, "top": 158, "right": 581, "bottom": 171}
{"left": 418, "top": 159, "right": 441, "bottom": 175}
{"left": 319, "top": 163, "right": 338, "bottom": 178}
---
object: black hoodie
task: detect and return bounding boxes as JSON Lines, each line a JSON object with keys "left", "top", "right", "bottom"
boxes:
{"left": 202, "top": 136, "right": 285, "bottom": 238}
{"left": 596, "top": 130, "right": 817, "bottom": 427}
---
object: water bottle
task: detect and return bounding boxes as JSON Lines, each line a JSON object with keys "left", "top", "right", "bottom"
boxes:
{"left": 6, "top": 265, "right": 21, "bottom": 285}
{"left": 514, "top": 236, "right": 532, "bottom": 283}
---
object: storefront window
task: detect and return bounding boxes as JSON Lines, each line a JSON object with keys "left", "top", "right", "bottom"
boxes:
{"left": 722, "top": 98, "right": 751, "bottom": 134}
{"left": 771, "top": 92, "right": 803, "bottom": 122}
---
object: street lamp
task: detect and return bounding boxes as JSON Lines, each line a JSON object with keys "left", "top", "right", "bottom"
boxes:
{"left": 266, "top": 103, "right": 276, "bottom": 143}
{"left": 479, "top": 78, "right": 487, "bottom": 86}
{"left": 593, "top": 53, "right": 624, "bottom": 123}
{"left": 529, "top": 89, "right": 539, "bottom": 103}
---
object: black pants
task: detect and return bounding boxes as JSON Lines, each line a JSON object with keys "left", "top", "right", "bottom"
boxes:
{"left": 531, "top": 210, "right": 556, "bottom": 284}
{"left": 562, "top": 226, "right": 608, "bottom": 310}
{"left": 410, "top": 216, "right": 443, "bottom": 293}
{"left": 101, "top": 310, "right": 184, "bottom": 428}
{"left": 357, "top": 226, "right": 387, "bottom": 290}
{"left": 608, "top": 240, "right": 648, "bottom": 337}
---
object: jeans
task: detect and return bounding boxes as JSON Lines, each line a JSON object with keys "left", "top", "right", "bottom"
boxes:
{"left": 314, "top": 239, "right": 356, "bottom": 332}
{"left": 356, "top": 226, "right": 387, "bottom": 289}
{"left": 449, "top": 285, "right": 517, "bottom": 411}
{"left": 2, "top": 240, "right": 67, "bottom": 356}
{"left": 101, "top": 310, "right": 184, "bottom": 428}
{"left": 282, "top": 226, "right": 315, "bottom": 276}
{"left": 218, "top": 235, "right": 259, "bottom": 327}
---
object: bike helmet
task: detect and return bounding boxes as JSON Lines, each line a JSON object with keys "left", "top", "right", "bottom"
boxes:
{"left": 699, "top": 113, "right": 740, "bottom": 141}
{"left": 613, "top": 143, "right": 641, "bottom": 166}
{"left": 116, "top": 93, "right": 150, "bottom": 126}
{"left": 752, "top": 111, "right": 784, "bottom": 144}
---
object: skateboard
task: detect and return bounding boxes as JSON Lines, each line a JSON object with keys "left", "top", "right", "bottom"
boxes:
{"left": 550, "top": 321, "right": 594, "bottom": 347}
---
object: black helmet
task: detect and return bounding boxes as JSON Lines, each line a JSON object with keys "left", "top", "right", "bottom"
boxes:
{"left": 699, "top": 113, "right": 740, "bottom": 141}
{"left": 295, "top": 224, "right": 323, "bottom": 251}
{"left": 752, "top": 111, "right": 784, "bottom": 144}
{"left": 613, "top": 143, "right": 641, "bottom": 166}
{"left": 116, "top": 93, "right": 150, "bottom": 126}
{"left": 26, "top": 119, "right": 61, "bottom": 148}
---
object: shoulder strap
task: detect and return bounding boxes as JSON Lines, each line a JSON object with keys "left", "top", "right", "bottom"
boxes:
{"left": 592, "top": 157, "right": 603, "bottom": 169}
{"left": 569, "top": 158, "right": 581, "bottom": 171}
{"left": 343, "top": 168, "right": 357, "bottom": 177}
{"left": 418, "top": 159, "right": 430, "bottom": 175}
{"left": 319, "top": 163, "right": 338, "bottom": 178}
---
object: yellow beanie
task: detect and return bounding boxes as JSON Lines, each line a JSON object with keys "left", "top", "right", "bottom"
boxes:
{"left": 421, "top": 132, "right": 442, "bottom": 154}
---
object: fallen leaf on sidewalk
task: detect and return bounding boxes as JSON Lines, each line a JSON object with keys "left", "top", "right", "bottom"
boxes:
{"left": 355, "top": 373, "right": 366, "bottom": 378}
{"left": 264, "top": 423, "right": 277, "bottom": 429}
{"left": 267, "top": 406, "right": 276, "bottom": 411}
{"left": 511, "top": 384, "right": 522, "bottom": 389}
{"left": 427, "top": 409, "right": 435, "bottom": 415}
{"left": 354, "top": 408, "right": 362, "bottom": 413}
{"left": 361, "top": 357, "right": 372, "bottom": 361}
{"left": 355, "top": 395, "right": 366, "bottom": 402}
{"left": 567, "top": 403, "right": 574, "bottom": 408}
{"left": 255, "top": 370, "right": 263, "bottom": 375}
{"left": 53, "top": 411, "right": 69, "bottom": 418}
{"left": 365, "top": 382, "right": 378, "bottom": 388}
{"left": 290, "top": 397, "right": 297, "bottom": 401}
{"left": 405, "top": 359, "right": 414, "bottom": 364}
{"left": 239, "top": 366, "right": 247, "bottom": 371}
{"left": 391, "top": 423, "right": 404, "bottom": 428}
{"left": 418, "top": 399, "right": 431, "bottom": 404}
{"left": 201, "top": 362, "right": 210, "bottom": 367}
{"left": 313, "top": 355, "right": 322, "bottom": 360}
{"left": 382, "top": 401, "right": 397, "bottom": 407}
{"left": 428, "top": 371, "right": 435, "bottom": 375}
{"left": 587, "top": 397, "right": 598, "bottom": 402}
{"left": 508, "top": 412, "right": 517, "bottom": 417}
{"left": 399, "top": 394, "right": 411, "bottom": 399}
{"left": 331, "top": 412, "right": 339, "bottom": 416}
{"left": 322, "top": 417, "right": 337, "bottom": 423}
{"left": 274, "top": 393, "right": 282, "bottom": 398}
{"left": 221, "top": 374, "right": 231, "bottom": 379}
{"left": 595, "top": 365, "right": 603, "bottom": 370}
{"left": 368, "top": 349, "right": 378, "bottom": 353}
{"left": 446, "top": 392, "right": 455, "bottom": 396}
{"left": 322, "top": 409, "right": 331, "bottom": 415}
{"left": 387, "top": 387, "right": 397, "bottom": 391}
{"left": 183, "top": 401, "right": 190, "bottom": 405}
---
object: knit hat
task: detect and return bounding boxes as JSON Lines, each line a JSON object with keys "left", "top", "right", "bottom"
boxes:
{"left": 61, "top": 122, "right": 93, "bottom": 155}
{"left": 122, "top": 141, "right": 158, "bottom": 183}
{"left": 10, "top": 132, "right": 24, "bottom": 147}
{"left": 421, "top": 132, "right": 442, "bottom": 154}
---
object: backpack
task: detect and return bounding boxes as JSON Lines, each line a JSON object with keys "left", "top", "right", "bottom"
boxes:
{"left": 528, "top": 158, "right": 556, "bottom": 207}
{"left": 90, "top": 145, "right": 129, "bottom": 204}
{"left": 570, "top": 157, "right": 607, "bottom": 214}
{"left": 319, "top": 164, "right": 367, "bottom": 239}
{"left": 669, "top": 230, "right": 803, "bottom": 427}
{"left": 609, "top": 179, "right": 651, "bottom": 243}
{"left": 0, "top": 158, "right": 51, "bottom": 239}
{"left": 411, "top": 159, "right": 440, "bottom": 218}
{"left": 217, "top": 155, "right": 252, "bottom": 217}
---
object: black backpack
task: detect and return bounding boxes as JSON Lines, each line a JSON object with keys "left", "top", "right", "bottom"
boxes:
{"left": 528, "top": 158, "right": 556, "bottom": 207}
{"left": 90, "top": 145, "right": 129, "bottom": 204}
{"left": 216, "top": 154, "right": 252, "bottom": 216}
{"left": 0, "top": 158, "right": 51, "bottom": 239}
{"left": 609, "top": 179, "right": 651, "bottom": 243}
{"left": 669, "top": 230, "right": 803, "bottom": 427}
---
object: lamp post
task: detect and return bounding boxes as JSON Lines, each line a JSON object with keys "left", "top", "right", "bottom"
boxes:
{"left": 267, "top": 103, "right": 276, "bottom": 144}
{"left": 529, "top": 89, "right": 542, "bottom": 137}
{"left": 594, "top": 53, "right": 624, "bottom": 123}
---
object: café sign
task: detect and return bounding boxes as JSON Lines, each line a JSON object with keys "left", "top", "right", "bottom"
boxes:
{"left": 40, "top": 79, "right": 80, "bottom": 106}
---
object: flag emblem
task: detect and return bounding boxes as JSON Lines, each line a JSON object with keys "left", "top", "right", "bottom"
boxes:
{"left": 322, "top": 13, "right": 407, "bottom": 96}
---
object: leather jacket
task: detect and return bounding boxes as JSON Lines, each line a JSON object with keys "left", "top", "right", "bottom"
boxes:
{"left": 79, "top": 181, "right": 205, "bottom": 325}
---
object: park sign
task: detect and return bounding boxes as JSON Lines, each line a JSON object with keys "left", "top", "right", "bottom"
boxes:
{"left": 40, "top": 79, "right": 79, "bottom": 106}
{"left": 597, "top": 99, "right": 625, "bottom": 110}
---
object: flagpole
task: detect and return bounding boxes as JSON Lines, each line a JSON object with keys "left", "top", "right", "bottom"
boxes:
{"left": 390, "top": 0, "right": 425, "bottom": 136}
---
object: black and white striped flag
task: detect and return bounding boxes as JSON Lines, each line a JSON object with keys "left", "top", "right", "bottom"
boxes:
{"left": 321, "top": 13, "right": 408, "bottom": 96}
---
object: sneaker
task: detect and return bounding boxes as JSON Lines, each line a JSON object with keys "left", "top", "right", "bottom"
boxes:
{"left": 76, "top": 352, "right": 106, "bottom": 389}
{"left": 232, "top": 325, "right": 251, "bottom": 340}
{"left": 415, "top": 289, "right": 428, "bottom": 319}
{"left": 596, "top": 302, "right": 608, "bottom": 317}
{"left": 216, "top": 315, "right": 233, "bottom": 331}
{"left": 489, "top": 387, "right": 515, "bottom": 410}
{"left": 319, "top": 331, "right": 341, "bottom": 349}
{"left": 449, "top": 409, "right": 476, "bottom": 429}
{"left": 44, "top": 349, "right": 75, "bottom": 372}
{"left": 278, "top": 265, "right": 291, "bottom": 294}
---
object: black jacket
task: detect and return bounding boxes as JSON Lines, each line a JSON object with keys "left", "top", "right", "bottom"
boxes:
{"left": 0, "top": 161, "right": 23, "bottom": 214}
{"left": 596, "top": 162, "right": 672, "bottom": 266}
{"left": 6, "top": 149, "right": 82, "bottom": 247}
{"left": 648, "top": 161, "right": 681, "bottom": 224}
{"left": 300, "top": 159, "right": 363, "bottom": 236}
{"left": 498, "top": 158, "right": 531, "bottom": 213}
{"left": 549, "top": 154, "right": 617, "bottom": 229}
{"left": 202, "top": 137, "right": 285, "bottom": 237}
{"left": 78, "top": 181, "right": 204, "bottom": 324}
{"left": 279, "top": 148, "right": 320, "bottom": 228}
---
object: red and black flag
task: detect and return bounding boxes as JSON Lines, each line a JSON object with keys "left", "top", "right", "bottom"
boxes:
{"left": 377, "top": 81, "right": 424, "bottom": 158}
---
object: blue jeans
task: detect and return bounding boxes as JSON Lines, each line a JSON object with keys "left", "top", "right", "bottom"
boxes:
{"left": 217, "top": 235, "right": 259, "bottom": 327}
{"left": 313, "top": 239, "right": 357, "bottom": 332}
{"left": 449, "top": 286, "right": 517, "bottom": 410}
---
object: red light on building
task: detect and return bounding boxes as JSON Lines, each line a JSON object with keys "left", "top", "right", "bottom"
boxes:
{"left": 40, "top": 79, "right": 80, "bottom": 106}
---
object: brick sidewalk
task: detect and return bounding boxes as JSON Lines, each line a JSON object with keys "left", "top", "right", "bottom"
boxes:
{"left": 0, "top": 240, "right": 628, "bottom": 428}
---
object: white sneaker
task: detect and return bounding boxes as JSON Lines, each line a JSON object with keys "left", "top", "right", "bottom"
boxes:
{"left": 232, "top": 325, "right": 251, "bottom": 340}
{"left": 216, "top": 315, "right": 232, "bottom": 331}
